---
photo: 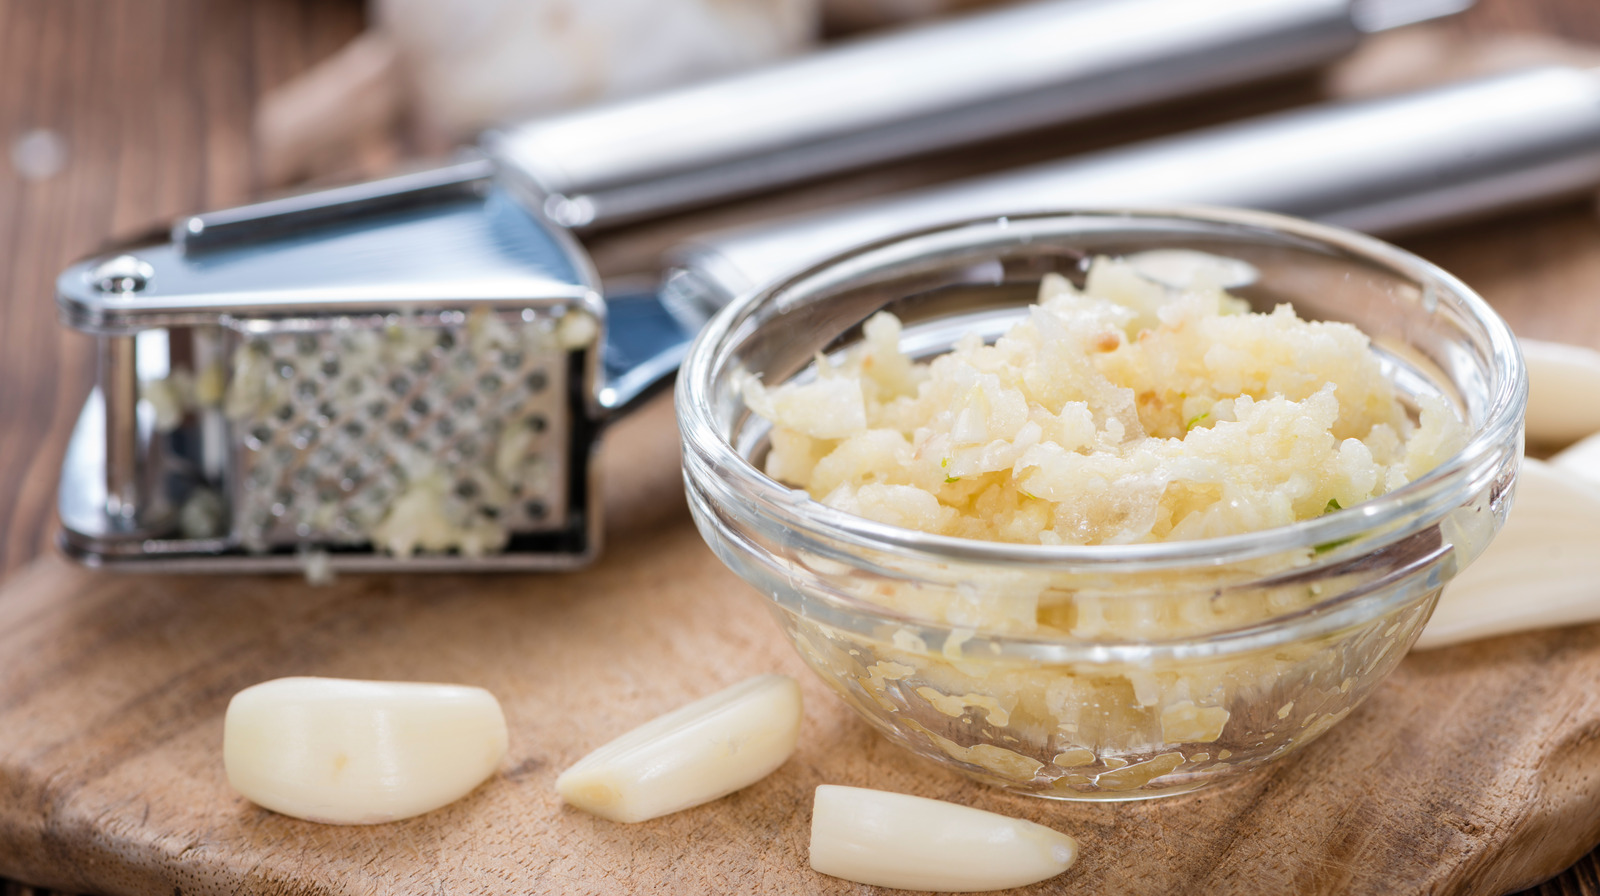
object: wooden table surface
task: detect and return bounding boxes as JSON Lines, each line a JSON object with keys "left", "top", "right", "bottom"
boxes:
{"left": 3, "top": 0, "right": 1600, "bottom": 893}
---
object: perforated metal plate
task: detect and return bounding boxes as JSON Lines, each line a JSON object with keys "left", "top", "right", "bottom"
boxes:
{"left": 226, "top": 307, "right": 588, "bottom": 556}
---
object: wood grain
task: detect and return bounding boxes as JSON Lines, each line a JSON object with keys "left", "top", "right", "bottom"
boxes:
{"left": 3, "top": 0, "right": 1600, "bottom": 893}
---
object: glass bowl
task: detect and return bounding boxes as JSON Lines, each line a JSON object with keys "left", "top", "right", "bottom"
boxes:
{"left": 675, "top": 209, "right": 1525, "bottom": 800}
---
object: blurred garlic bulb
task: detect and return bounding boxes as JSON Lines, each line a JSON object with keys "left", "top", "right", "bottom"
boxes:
{"left": 257, "top": 0, "right": 818, "bottom": 185}
{"left": 379, "top": 0, "right": 819, "bottom": 142}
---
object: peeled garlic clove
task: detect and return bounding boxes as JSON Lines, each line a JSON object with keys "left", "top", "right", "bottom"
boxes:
{"left": 1550, "top": 431, "right": 1600, "bottom": 489}
{"left": 1416, "top": 459, "right": 1600, "bottom": 650}
{"left": 809, "top": 785, "right": 1079, "bottom": 891}
{"left": 557, "top": 674, "right": 801, "bottom": 823}
{"left": 1520, "top": 337, "right": 1600, "bottom": 446}
{"left": 224, "top": 677, "right": 508, "bottom": 824}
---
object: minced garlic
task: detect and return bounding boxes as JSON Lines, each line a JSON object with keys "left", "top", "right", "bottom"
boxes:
{"left": 745, "top": 257, "right": 1465, "bottom": 548}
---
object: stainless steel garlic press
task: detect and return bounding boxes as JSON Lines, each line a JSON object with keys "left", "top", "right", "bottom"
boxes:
{"left": 59, "top": 0, "right": 1546, "bottom": 572}
{"left": 56, "top": 160, "right": 622, "bottom": 571}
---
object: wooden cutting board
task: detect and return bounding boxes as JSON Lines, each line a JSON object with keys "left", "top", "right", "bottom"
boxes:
{"left": 1, "top": 394, "right": 1598, "bottom": 896}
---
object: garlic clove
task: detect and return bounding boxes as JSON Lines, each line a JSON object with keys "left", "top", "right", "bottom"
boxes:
{"left": 808, "top": 784, "right": 1079, "bottom": 892}
{"left": 224, "top": 677, "right": 508, "bottom": 824}
{"left": 1519, "top": 337, "right": 1600, "bottom": 446}
{"left": 1550, "top": 431, "right": 1600, "bottom": 489}
{"left": 1416, "top": 459, "right": 1600, "bottom": 650}
{"left": 556, "top": 674, "right": 801, "bottom": 823}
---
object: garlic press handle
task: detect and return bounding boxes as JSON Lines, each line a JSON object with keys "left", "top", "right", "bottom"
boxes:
{"left": 667, "top": 65, "right": 1600, "bottom": 313}
{"left": 486, "top": 0, "right": 1468, "bottom": 232}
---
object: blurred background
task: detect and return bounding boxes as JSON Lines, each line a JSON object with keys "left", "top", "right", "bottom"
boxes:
{"left": 2, "top": 0, "right": 1600, "bottom": 893}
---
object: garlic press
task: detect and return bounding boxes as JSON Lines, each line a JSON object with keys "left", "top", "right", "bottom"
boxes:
{"left": 54, "top": 0, "right": 1492, "bottom": 571}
